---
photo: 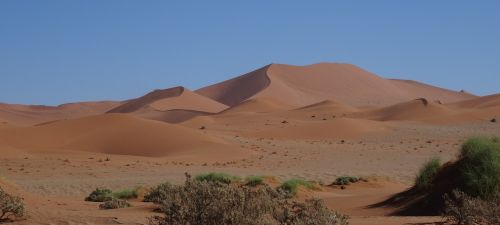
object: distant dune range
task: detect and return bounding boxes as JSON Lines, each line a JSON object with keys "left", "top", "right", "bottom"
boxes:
{"left": 1, "top": 62, "right": 498, "bottom": 159}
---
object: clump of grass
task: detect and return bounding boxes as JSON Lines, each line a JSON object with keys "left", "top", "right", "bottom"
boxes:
{"left": 195, "top": 172, "right": 240, "bottom": 184}
{"left": 279, "top": 178, "right": 313, "bottom": 195}
{"left": 245, "top": 175, "right": 264, "bottom": 187}
{"left": 85, "top": 187, "right": 139, "bottom": 202}
{"left": 112, "top": 188, "right": 139, "bottom": 200}
{"left": 415, "top": 157, "right": 441, "bottom": 191}
{"left": 458, "top": 137, "right": 500, "bottom": 199}
{"left": 333, "top": 176, "right": 359, "bottom": 186}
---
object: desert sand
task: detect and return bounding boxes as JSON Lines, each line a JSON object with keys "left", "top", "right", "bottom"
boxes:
{"left": 0, "top": 63, "right": 498, "bottom": 224}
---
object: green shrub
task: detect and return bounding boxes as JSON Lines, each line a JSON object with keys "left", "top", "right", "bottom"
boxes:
{"left": 458, "top": 137, "right": 500, "bottom": 199}
{"left": 279, "top": 178, "right": 313, "bottom": 195}
{"left": 85, "top": 188, "right": 113, "bottom": 202}
{"left": 333, "top": 176, "right": 359, "bottom": 186}
{"left": 415, "top": 157, "right": 441, "bottom": 191}
{"left": 245, "top": 175, "right": 264, "bottom": 187}
{"left": 144, "top": 182, "right": 173, "bottom": 204}
{"left": 112, "top": 188, "right": 138, "bottom": 200}
{"left": 0, "top": 187, "right": 24, "bottom": 222}
{"left": 195, "top": 172, "right": 240, "bottom": 184}
{"left": 148, "top": 174, "right": 348, "bottom": 225}
{"left": 99, "top": 198, "right": 131, "bottom": 210}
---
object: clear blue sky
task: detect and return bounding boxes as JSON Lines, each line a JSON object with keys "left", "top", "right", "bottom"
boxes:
{"left": 1, "top": 1, "right": 499, "bottom": 105}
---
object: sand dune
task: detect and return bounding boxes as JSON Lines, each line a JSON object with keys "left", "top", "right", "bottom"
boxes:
{"left": 197, "top": 63, "right": 474, "bottom": 108}
{"left": 355, "top": 98, "right": 457, "bottom": 122}
{"left": 448, "top": 93, "right": 500, "bottom": 109}
{"left": 295, "top": 100, "right": 359, "bottom": 114}
{"left": 108, "top": 86, "right": 228, "bottom": 114}
{"left": 0, "top": 114, "right": 249, "bottom": 160}
{"left": 0, "top": 101, "right": 121, "bottom": 126}
{"left": 220, "top": 98, "right": 293, "bottom": 114}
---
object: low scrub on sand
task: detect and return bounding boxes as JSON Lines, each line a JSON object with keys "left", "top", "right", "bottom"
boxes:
{"left": 245, "top": 175, "right": 264, "bottom": 187}
{"left": 112, "top": 188, "right": 139, "bottom": 200}
{"left": 0, "top": 187, "right": 25, "bottom": 222}
{"left": 195, "top": 172, "right": 240, "bottom": 184}
{"left": 333, "top": 176, "right": 360, "bottom": 186}
{"left": 85, "top": 187, "right": 139, "bottom": 203}
{"left": 278, "top": 178, "right": 314, "bottom": 196}
{"left": 143, "top": 182, "right": 172, "bottom": 204}
{"left": 99, "top": 198, "right": 131, "bottom": 210}
{"left": 147, "top": 173, "right": 348, "bottom": 225}
{"left": 374, "top": 136, "right": 500, "bottom": 217}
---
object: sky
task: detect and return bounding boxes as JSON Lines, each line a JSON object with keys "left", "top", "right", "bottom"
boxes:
{"left": 1, "top": 1, "right": 499, "bottom": 105}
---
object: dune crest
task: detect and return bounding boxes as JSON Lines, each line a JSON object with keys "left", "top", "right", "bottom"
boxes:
{"left": 197, "top": 63, "right": 474, "bottom": 108}
{"left": 108, "top": 86, "right": 228, "bottom": 114}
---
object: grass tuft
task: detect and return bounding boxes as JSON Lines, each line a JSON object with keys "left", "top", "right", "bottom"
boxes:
{"left": 195, "top": 172, "right": 240, "bottom": 184}
{"left": 245, "top": 175, "right": 264, "bottom": 187}
{"left": 415, "top": 157, "right": 441, "bottom": 191}
{"left": 279, "top": 178, "right": 313, "bottom": 195}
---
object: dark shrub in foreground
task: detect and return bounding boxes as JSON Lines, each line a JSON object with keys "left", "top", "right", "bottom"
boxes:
{"left": 0, "top": 187, "right": 25, "bottom": 222}
{"left": 148, "top": 173, "right": 348, "bottom": 225}
{"left": 444, "top": 190, "right": 499, "bottom": 225}
{"left": 143, "top": 182, "right": 172, "bottom": 204}
{"left": 99, "top": 198, "right": 131, "bottom": 210}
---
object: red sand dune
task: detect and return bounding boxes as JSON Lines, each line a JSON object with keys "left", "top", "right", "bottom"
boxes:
{"left": 108, "top": 86, "right": 228, "bottom": 114}
{"left": 220, "top": 98, "right": 293, "bottom": 114}
{"left": 0, "top": 101, "right": 120, "bottom": 126}
{"left": 355, "top": 98, "right": 456, "bottom": 122}
{"left": 448, "top": 93, "right": 500, "bottom": 109}
{"left": 295, "top": 100, "right": 359, "bottom": 114}
{"left": 106, "top": 86, "right": 227, "bottom": 123}
{"left": 197, "top": 63, "right": 474, "bottom": 108}
{"left": 0, "top": 114, "right": 249, "bottom": 160}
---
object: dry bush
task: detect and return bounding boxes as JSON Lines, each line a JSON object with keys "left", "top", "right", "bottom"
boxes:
{"left": 148, "top": 173, "right": 348, "bottom": 225}
{"left": 0, "top": 187, "right": 24, "bottom": 222}
{"left": 99, "top": 198, "right": 131, "bottom": 210}
{"left": 444, "top": 190, "right": 500, "bottom": 225}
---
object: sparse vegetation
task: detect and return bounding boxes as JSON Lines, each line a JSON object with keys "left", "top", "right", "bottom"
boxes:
{"left": 195, "top": 172, "right": 240, "bottom": 184}
{"left": 333, "top": 176, "right": 359, "bottom": 186}
{"left": 99, "top": 198, "right": 131, "bottom": 210}
{"left": 85, "top": 187, "right": 139, "bottom": 202}
{"left": 392, "top": 136, "right": 500, "bottom": 216}
{"left": 245, "top": 175, "right": 264, "bottom": 187}
{"left": 148, "top": 173, "right": 348, "bottom": 225}
{"left": 85, "top": 188, "right": 113, "bottom": 202}
{"left": 279, "top": 178, "right": 314, "bottom": 195}
{"left": 415, "top": 157, "right": 441, "bottom": 191}
{"left": 0, "top": 187, "right": 25, "bottom": 222}
{"left": 112, "top": 188, "right": 139, "bottom": 200}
